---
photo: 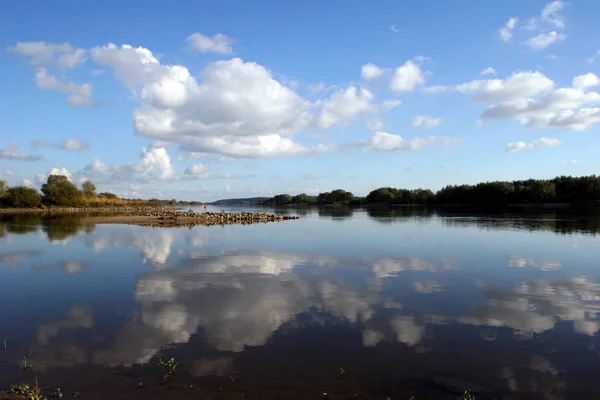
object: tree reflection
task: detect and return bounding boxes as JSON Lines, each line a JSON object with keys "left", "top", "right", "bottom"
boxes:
{"left": 0, "top": 213, "right": 97, "bottom": 241}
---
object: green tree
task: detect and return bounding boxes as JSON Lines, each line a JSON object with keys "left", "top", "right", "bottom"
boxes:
{"left": 6, "top": 186, "right": 42, "bottom": 208}
{"left": 292, "top": 193, "right": 313, "bottom": 204}
{"left": 0, "top": 180, "right": 6, "bottom": 198}
{"left": 81, "top": 180, "right": 97, "bottom": 197}
{"left": 98, "top": 192, "right": 118, "bottom": 199}
{"left": 41, "top": 175, "right": 81, "bottom": 206}
{"left": 325, "top": 189, "right": 354, "bottom": 204}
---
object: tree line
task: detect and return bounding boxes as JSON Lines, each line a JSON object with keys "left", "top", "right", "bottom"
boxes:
{"left": 261, "top": 175, "right": 600, "bottom": 206}
{"left": 0, "top": 175, "right": 158, "bottom": 208}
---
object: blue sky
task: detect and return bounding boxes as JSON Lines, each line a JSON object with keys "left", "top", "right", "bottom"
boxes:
{"left": 1, "top": 0, "right": 600, "bottom": 201}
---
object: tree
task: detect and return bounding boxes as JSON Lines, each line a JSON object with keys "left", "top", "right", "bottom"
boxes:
{"left": 0, "top": 180, "right": 6, "bottom": 198}
{"left": 6, "top": 186, "right": 42, "bottom": 208}
{"left": 41, "top": 175, "right": 81, "bottom": 205}
{"left": 81, "top": 180, "right": 97, "bottom": 197}
{"left": 98, "top": 192, "right": 118, "bottom": 199}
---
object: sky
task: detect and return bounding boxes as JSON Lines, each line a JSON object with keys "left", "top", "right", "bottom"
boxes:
{"left": 1, "top": 0, "right": 600, "bottom": 201}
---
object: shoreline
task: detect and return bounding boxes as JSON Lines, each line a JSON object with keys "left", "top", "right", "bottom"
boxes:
{"left": 0, "top": 206, "right": 172, "bottom": 214}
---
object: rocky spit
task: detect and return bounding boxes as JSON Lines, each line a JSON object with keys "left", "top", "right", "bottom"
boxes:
{"left": 0, "top": 207, "right": 300, "bottom": 226}
{"left": 88, "top": 210, "right": 300, "bottom": 227}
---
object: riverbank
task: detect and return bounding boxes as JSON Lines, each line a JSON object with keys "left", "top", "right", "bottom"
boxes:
{"left": 0, "top": 206, "right": 170, "bottom": 213}
{"left": 88, "top": 210, "right": 299, "bottom": 227}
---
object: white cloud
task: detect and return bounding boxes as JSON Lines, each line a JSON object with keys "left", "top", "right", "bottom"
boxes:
{"left": 389, "top": 60, "right": 425, "bottom": 92}
{"left": 361, "top": 63, "right": 385, "bottom": 81}
{"left": 181, "top": 135, "right": 328, "bottom": 158}
{"left": 185, "top": 33, "right": 234, "bottom": 54}
{"left": 366, "top": 117, "right": 383, "bottom": 131}
{"left": 35, "top": 68, "right": 95, "bottom": 106}
{"left": 225, "top": 185, "right": 231, "bottom": 193}
{"left": 506, "top": 137, "right": 562, "bottom": 152}
{"left": 317, "top": 86, "right": 400, "bottom": 128}
{"left": 563, "top": 159, "right": 583, "bottom": 165}
{"left": 22, "top": 179, "right": 32, "bottom": 187}
{"left": 498, "top": 17, "right": 518, "bottom": 42}
{"left": 405, "top": 164, "right": 419, "bottom": 171}
{"left": 62, "top": 138, "right": 88, "bottom": 150}
{"left": 480, "top": 67, "right": 496, "bottom": 76}
{"left": 5, "top": 170, "right": 13, "bottom": 176}
{"left": 390, "top": 25, "right": 399, "bottom": 33}
{"left": 8, "top": 41, "right": 87, "bottom": 69}
{"left": 541, "top": 0, "right": 566, "bottom": 29}
{"left": 427, "top": 71, "right": 600, "bottom": 131}
{"left": 81, "top": 147, "right": 177, "bottom": 184}
{"left": 183, "top": 163, "right": 209, "bottom": 178}
{"left": 525, "top": 31, "right": 565, "bottom": 50}
{"left": 364, "top": 132, "right": 436, "bottom": 152}
{"left": 572, "top": 73, "right": 600, "bottom": 90}
{"left": 91, "top": 69, "right": 105, "bottom": 76}
{"left": 92, "top": 44, "right": 333, "bottom": 158}
{"left": 441, "top": 163, "right": 451, "bottom": 168}
{"left": 32, "top": 138, "right": 89, "bottom": 151}
{"left": 49, "top": 167, "right": 72, "bottom": 180}
{"left": 0, "top": 142, "right": 43, "bottom": 161}
{"left": 412, "top": 115, "right": 442, "bottom": 129}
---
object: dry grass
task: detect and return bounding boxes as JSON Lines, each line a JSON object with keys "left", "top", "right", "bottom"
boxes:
{"left": 77, "top": 197, "right": 162, "bottom": 208}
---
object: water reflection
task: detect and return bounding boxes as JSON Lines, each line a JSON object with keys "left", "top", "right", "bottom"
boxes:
{"left": 1, "top": 208, "right": 600, "bottom": 399}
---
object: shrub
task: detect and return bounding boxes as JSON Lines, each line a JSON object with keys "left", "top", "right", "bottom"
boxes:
{"left": 6, "top": 187, "right": 42, "bottom": 208}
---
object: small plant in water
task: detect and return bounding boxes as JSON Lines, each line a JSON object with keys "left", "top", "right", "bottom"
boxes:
{"left": 9, "top": 377, "right": 43, "bottom": 400}
{"left": 457, "top": 390, "right": 476, "bottom": 400}
{"left": 22, "top": 356, "right": 33, "bottom": 371}
{"left": 3, "top": 336, "right": 8, "bottom": 352}
{"left": 159, "top": 357, "right": 179, "bottom": 388}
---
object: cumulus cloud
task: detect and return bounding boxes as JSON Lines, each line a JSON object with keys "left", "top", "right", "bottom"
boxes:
{"left": 572, "top": 73, "right": 600, "bottom": 90}
{"left": 525, "top": 31, "right": 565, "bottom": 50}
{"left": 8, "top": 41, "right": 87, "bottom": 69}
{"left": 361, "top": 63, "right": 385, "bottom": 81}
{"left": 185, "top": 33, "right": 234, "bottom": 54}
{"left": 48, "top": 167, "right": 72, "bottom": 180}
{"left": 389, "top": 60, "right": 425, "bottom": 92}
{"left": 35, "top": 68, "right": 95, "bottom": 106}
{"left": 412, "top": 115, "right": 442, "bottom": 129}
{"left": 426, "top": 71, "right": 600, "bottom": 131}
{"left": 362, "top": 132, "right": 436, "bottom": 152}
{"left": 31, "top": 138, "right": 89, "bottom": 151}
{"left": 481, "top": 67, "right": 496, "bottom": 76}
{"left": 317, "top": 86, "right": 400, "bottom": 128}
{"left": 81, "top": 146, "right": 176, "bottom": 184}
{"left": 0, "top": 142, "right": 43, "bottom": 161}
{"left": 92, "top": 44, "right": 328, "bottom": 158}
{"left": 506, "top": 137, "right": 562, "bottom": 152}
{"left": 498, "top": 17, "right": 518, "bottom": 42}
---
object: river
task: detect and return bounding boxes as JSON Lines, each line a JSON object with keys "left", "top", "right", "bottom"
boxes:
{"left": 1, "top": 206, "right": 599, "bottom": 399}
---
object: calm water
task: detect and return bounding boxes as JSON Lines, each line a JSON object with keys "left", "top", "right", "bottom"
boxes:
{"left": 1, "top": 207, "right": 600, "bottom": 399}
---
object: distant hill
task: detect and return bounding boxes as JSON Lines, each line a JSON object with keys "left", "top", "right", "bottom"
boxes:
{"left": 208, "top": 197, "right": 267, "bottom": 206}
